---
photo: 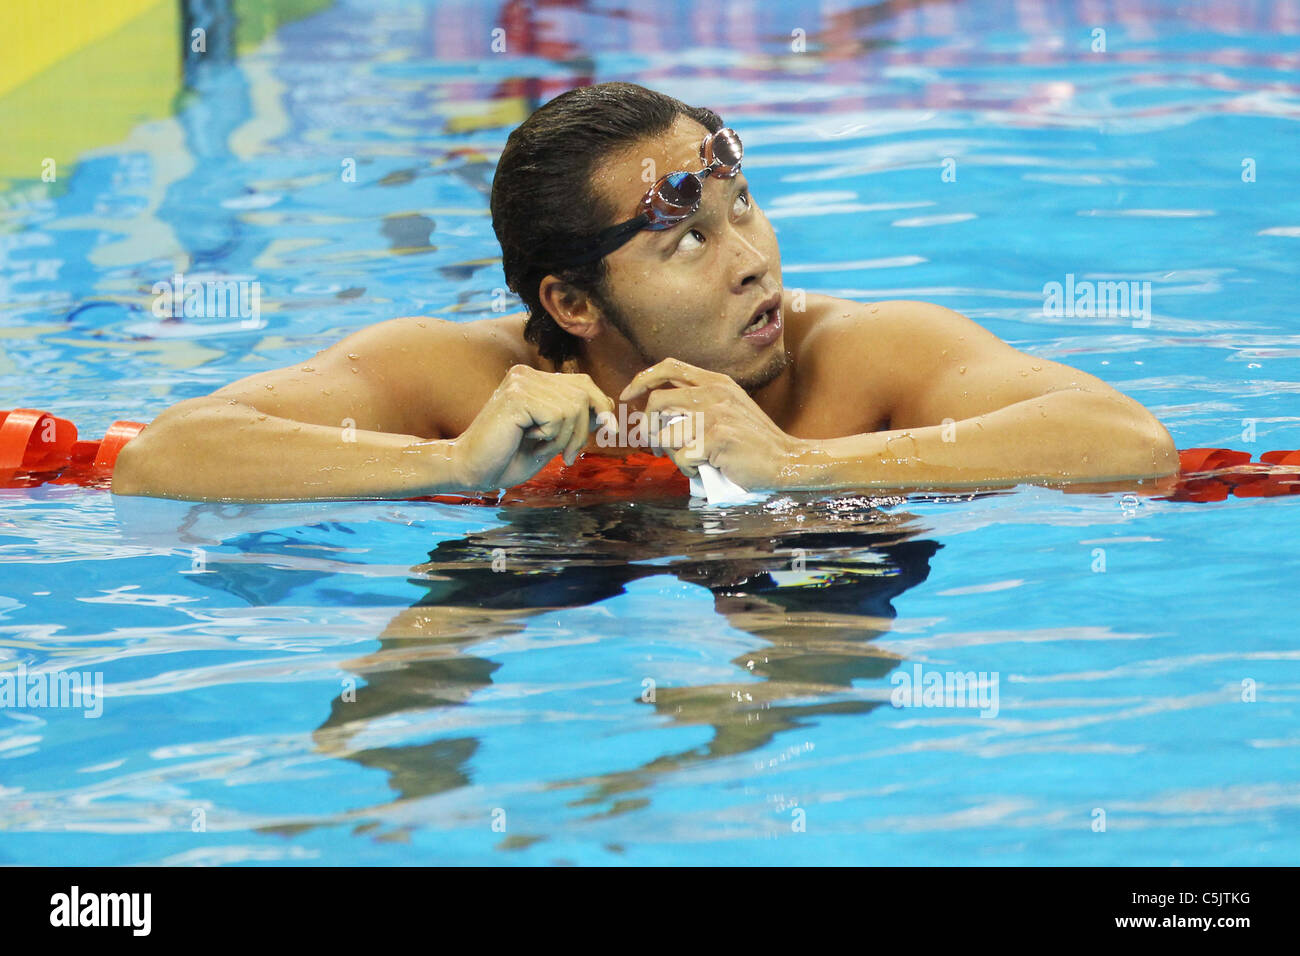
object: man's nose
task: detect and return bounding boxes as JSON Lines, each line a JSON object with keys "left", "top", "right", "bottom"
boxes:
{"left": 729, "top": 228, "right": 770, "bottom": 291}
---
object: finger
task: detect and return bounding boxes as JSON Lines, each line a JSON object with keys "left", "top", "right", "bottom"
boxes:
{"left": 547, "top": 383, "right": 595, "bottom": 462}
{"left": 619, "top": 358, "right": 717, "bottom": 402}
{"left": 559, "top": 372, "right": 617, "bottom": 421}
{"left": 644, "top": 387, "right": 704, "bottom": 419}
{"left": 539, "top": 384, "right": 599, "bottom": 462}
{"left": 511, "top": 370, "right": 610, "bottom": 429}
{"left": 664, "top": 445, "right": 700, "bottom": 479}
{"left": 594, "top": 409, "right": 618, "bottom": 436}
{"left": 519, "top": 431, "right": 569, "bottom": 474}
{"left": 529, "top": 405, "right": 576, "bottom": 455}
{"left": 520, "top": 398, "right": 565, "bottom": 442}
{"left": 562, "top": 403, "right": 590, "bottom": 465}
{"left": 652, "top": 410, "right": 694, "bottom": 451}
{"left": 546, "top": 412, "right": 578, "bottom": 464}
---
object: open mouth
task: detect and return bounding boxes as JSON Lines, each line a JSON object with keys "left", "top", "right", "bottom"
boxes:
{"left": 744, "top": 307, "right": 777, "bottom": 334}
{"left": 741, "top": 296, "right": 783, "bottom": 342}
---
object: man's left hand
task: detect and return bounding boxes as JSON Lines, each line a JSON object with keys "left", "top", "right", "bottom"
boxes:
{"left": 619, "top": 358, "right": 807, "bottom": 490}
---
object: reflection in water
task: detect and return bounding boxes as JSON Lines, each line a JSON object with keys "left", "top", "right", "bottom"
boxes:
{"left": 182, "top": 0, "right": 236, "bottom": 78}
{"left": 295, "top": 496, "right": 942, "bottom": 814}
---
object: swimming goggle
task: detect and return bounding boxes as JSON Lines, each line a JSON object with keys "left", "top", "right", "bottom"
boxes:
{"left": 547, "top": 127, "right": 743, "bottom": 268}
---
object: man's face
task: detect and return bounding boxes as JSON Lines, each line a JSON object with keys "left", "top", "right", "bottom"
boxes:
{"left": 587, "top": 115, "right": 787, "bottom": 392}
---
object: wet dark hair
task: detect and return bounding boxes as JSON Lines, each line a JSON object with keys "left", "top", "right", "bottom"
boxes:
{"left": 490, "top": 82, "right": 723, "bottom": 366}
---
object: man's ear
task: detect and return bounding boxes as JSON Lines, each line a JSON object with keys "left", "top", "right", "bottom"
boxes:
{"left": 538, "top": 275, "right": 602, "bottom": 341}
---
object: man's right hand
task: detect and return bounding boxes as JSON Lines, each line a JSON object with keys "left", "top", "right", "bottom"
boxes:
{"left": 449, "top": 365, "right": 616, "bottom": 491}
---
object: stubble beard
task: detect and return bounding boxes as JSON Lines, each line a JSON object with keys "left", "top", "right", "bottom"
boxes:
{"left": 731, "top": 346, "right": 790, "bottom": 393}
{"left": 595, "top": 290, "right": 662, "bottom": 369}
{"left": 599, "top": 290, "right": 790, "bottom": 394}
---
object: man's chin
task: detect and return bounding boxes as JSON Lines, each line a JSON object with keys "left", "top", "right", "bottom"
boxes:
{"left": 733, "top": 345, "right": 790, "bottom": 393}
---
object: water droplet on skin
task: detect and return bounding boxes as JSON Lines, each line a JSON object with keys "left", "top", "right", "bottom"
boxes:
{"left": 257, "top": 414, "right": 267, "bottom": 422}
{"left": 351, "top": 367, "right": 359, "bottom": 374}
{"left": 302, "top": 366, "right": 314, "bottom": 372}
{"left": 958, "top": 366, "right": 967, "bottom": 374}
{"left": 227, "top": 399, "right": 237, "bottom": 405}
{"left": 347, "top": 353, "right": 359, "bottom": 360}
{"left": 881, "top": 433, "right": 918, "bottom": 464}
{"left": 265, "top": 383, "right": 274, "bottom": 389}
{"left": 1031, "top": 365, "right": 1041, "bottom": 371}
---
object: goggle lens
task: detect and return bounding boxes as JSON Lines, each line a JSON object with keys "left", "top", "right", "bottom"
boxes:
{"left": 551, "top": 127, "right": 745, "bottom": 264}
{"left": 703, "top": 128, "right": 742, "bottom": 173}
{"left": 645, "top": 171, "right": 702, "bottom": 227}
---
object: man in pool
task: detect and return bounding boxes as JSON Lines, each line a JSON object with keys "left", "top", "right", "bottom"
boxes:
{"left": 112, "top": 81, "right": 1180, "bottom": 502}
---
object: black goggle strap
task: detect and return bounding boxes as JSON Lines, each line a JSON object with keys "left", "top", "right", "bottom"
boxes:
{"left": 544, "top": 214, "right": 652, "bottom": 269}
{"left": 547, "top": 170, "right": 701, "bottom": 267}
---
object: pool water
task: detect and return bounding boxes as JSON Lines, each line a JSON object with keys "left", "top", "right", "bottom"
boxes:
{"left": 2, "top": 0, "right": 1299, "bottom": 865}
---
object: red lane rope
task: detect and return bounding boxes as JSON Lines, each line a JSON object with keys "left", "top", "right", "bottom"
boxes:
{"left": 0, "top": 409, "right": 145, "bottom": 490}
{"left": 1164, "top": 447, "right": 1300, "bottom": 502}
{"left": 412, "top": 450, "right": 689, "bottom": 506}
{"left": 2, "top": 408, "right": 1296, "bottom": 503}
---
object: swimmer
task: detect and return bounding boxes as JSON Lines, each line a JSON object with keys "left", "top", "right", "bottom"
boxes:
{"left": 112, "top": 81, "right": 1179, "bottom": 503}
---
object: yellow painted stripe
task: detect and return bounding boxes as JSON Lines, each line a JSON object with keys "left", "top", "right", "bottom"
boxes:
{"left": 0, "top": 0, "right": 180, "bottom": 181}
{"left": 0, "top": 0, "right": 164, "bottom": 99}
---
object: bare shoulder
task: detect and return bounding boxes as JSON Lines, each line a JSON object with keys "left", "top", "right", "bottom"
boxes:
{"left": 784, "top": 292, "right": 879, "bottom": 349}
{"left": 204, "top": 312, "right": 539, "bottom": 440}
{"left": 814, "top": 298, "right": 1036, "bottom": 420}
{"left": 330, "top": 312, "right": 536, "bottom": 364}
{"left": 776, "top": 292, "right": 897, "bottom": 433}
{"left": 780, "top": 295, "right": 1004, "bottom": 431}
{"left": 851, "top": 300, "right": 1150, "bottom": 427}
{"left": 336, "top": 312, "right": 541, "bottom": 436}
{"left": 801, "top": 297, "right": 997, "bottom": 347}
{"left": 784, "top": 292, "right": 925, "bottom": 367}
{"left": 784, "top": 297, "right": 1169, "bottom": 438}
{"left": 795, "top": 297, "right": 1007, "bottom": 375}
{"left": 871, "top": 298, "right": 1005, "bottom": 344}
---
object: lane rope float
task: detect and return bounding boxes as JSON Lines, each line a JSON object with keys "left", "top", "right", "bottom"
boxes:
{"left": 0, "top": 409, "right": 146, "bottom": 489}
{"left": 2, "top": 408, "right": 1296, "bottom": 504}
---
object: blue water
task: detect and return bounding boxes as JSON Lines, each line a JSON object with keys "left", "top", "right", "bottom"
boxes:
{"left": 2, "top": 0, "right": 1299, "bottom": 865}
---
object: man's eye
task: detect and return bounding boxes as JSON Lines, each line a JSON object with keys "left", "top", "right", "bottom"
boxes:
{"left": 673, "top": 193, "right": 751, "bottom": 254}
{"left": 676, "top": 228, "right": 706, "bottom": 252}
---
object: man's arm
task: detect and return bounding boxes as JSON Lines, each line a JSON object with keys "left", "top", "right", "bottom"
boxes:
{"left": 113, "top": 317, "right": 502, "bottom": 501}
{"left": 782, "top": 301, "right": 1179, "bottom": 490}
{"left": 110, "top": 319, "right": 467, "bottom": 504}
{"left": 113, "top": 315, "right": 612, "bottom": 503}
